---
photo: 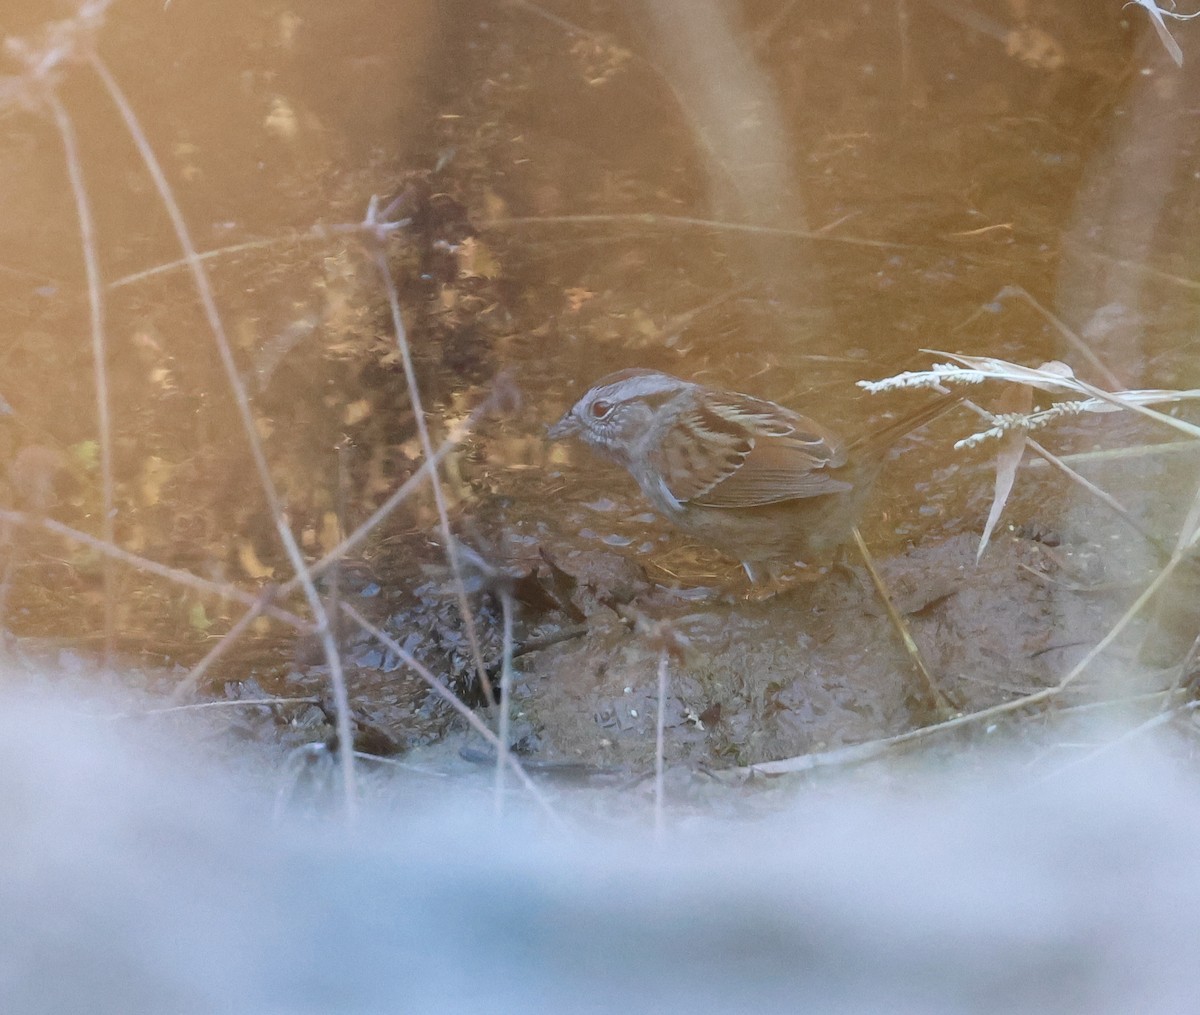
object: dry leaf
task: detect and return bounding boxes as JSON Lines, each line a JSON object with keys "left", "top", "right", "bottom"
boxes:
{"left": 318, "top": 511, "right": 342, "bottom": 554}
{"left": 457, "top": 236, "right": 499, "bottom": 279}
{"left": 139, "top": 456, "right": 174, "bottom": 507}
{"left": 978, "top": 382, "right": 1032, "bottom": 561}
{"left": 188, "top": 602, "right": 213, "bottom": 632}
{"left": 564, "top": 287, "right": 595, "bottom": 313}
{"left": 343, "top": 398, "right": 372, "bottom": 426}
{"left": 481, "top": 188, "right": 508, "bottom": 221}
{"left": 237, "top": 540, "right": 275, "bottom": 580}
{"left": 1126, "top": 0, "right": 1187, "bottom": 67}
{"left": 264, "top": 95, "right": 299, "bottom": 139}
{"left": 1004, "top": 26, "right": 1065, "bottom": 71}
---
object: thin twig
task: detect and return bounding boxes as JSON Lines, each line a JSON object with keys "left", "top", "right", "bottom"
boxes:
{"left": 370, "top": 240, "right": 496, "bottom": 707}
{"left": 954, "top": 395, "right": 1165, "bottom": 555}
{"left": 1066, "top": 240, "right": 1200, "bottom": 294}
{"left": 170, "top": 603, "right": 282, "bottom": 701}
{"left": 1025, "top": 437, "right": 1164, "bottom": 554}
{"left": 485, "top": 213, "right": 923, "bottom": 252}
{"left": 741, "top": 547, "right": 1188, "bottom": 776}
{"left": 995, "top": 285, "right": 1125, "bottom": 389}
{"left": 352, "top": 750, "right": 449, "bottom": 776}
{"left": 494, "top": 591, "right": 514, "bottom": 815}
{"left": 852, "top": 527, "right": 954, "bottom": 718}
{"left": 654, "top": 645, "right": 668, "bottom": 840}
{"left": 0, "top": 508, "right": 307, "bottom": 627}
{"left": 1050, "top": 700, "right": 1200, "bottom": 776}
{"left": 104, "top": 696, "right": 320, "bottom": 720}
{"left": 171, "top": 410, "right": 480, "bottom": 703}
{"left": 47, "top": 90, "right": 115, "bottom": 664}
{"left": 341, "top": 602, "right": 563, "bottom": 825}
{"left": 90, "top": 55, "right": 357, "bottom": 820}
{"left": 106, "top": 219, "right": 408, "bottom": 290}
{"left": 304, "top": 412, "right": 477, "bottom": 587}
{"left": 1024, "top": 440, "right": 1200, "bottom": 467}
{"left": 895, "top": 0, "right": 911, "bottom": 97}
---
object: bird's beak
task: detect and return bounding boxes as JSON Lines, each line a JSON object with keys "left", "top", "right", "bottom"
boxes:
{"left": 547, "top": 412, "right": 580, "bottom": 440}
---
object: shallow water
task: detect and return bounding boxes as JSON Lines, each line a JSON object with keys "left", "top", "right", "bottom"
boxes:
{"left": 1, "top": 4, "right": 1191, "bottom": 601}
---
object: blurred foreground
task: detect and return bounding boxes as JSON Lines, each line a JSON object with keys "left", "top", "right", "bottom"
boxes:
{"left": 3, "top": 674, "right": 1196, "bottom": 1015}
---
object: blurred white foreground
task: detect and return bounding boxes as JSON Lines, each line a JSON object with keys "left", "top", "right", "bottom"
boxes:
{"left": 2, "top": 678, "right": 1197, "bottom": 1015}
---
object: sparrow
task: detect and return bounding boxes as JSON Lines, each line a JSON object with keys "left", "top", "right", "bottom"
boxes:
{"left": 548, "top": 368, "right": 957, "bottom": 584}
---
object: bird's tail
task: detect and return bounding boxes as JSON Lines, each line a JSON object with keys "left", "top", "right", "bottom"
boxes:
{"left": 847, "top": 391, "right": 964, "bottom": 460}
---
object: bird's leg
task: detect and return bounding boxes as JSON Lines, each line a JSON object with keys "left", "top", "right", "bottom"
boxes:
{"left": 738, "top": 560, "right": 827, "bottom": 601}
{"left": 742, "top": 560, "right": 770, "bottom": 585}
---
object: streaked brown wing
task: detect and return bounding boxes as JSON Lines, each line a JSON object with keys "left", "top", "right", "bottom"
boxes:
{"left": 656, "top": 393, "right": 851, "bottom": 508}
{"left": 650, "top": 398, "right": 755, "bottom": 504}
{"left": 691, "top": 433, "right": 852, "bottom": 507}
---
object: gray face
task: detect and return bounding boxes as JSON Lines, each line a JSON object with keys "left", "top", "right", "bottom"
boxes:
{"left": 547, "top": 370, "right": 689, "bottom": 464}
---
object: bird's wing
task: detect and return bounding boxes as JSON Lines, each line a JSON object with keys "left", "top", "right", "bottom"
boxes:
{"left": 652, "top": 393, "right": 851, "bottom": 508}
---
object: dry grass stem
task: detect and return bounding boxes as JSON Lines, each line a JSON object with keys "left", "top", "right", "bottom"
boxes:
{"left": 743, "top": 544, "right": 1192, "bottom": 777}
{"left": 1051, "top": 701, "right": 1200, "bottom": 776}
{"left": 351, "top": 751, "right": 450, "bottom": 775}
{"left": 0, "top": 508, "right": 308, "bottom": 628}
{"left": 171, "top": 416, "right": 477, "bottom": 703}
{"left": 930, "top": 352, "right": 1200, "bottom": 442}
{"left": 866, "top": 354, "right": 1200, "bottom": 445}
{"left": 304, "top": 399, "right": 485, "bottom": 584}
{"left": 1162, "top": 632, "right": 1200, "bottom": 708}
{"left": 944, "top": 393, "right": 1164, "bottom": 556}
{"left": 494, "top": 592, "right": 515, "bottom": 815}
{"left": 485, "top": 212, "right": 922, "bottom": 251}
{"left": 654, "top": 646, "right": 668, "bottom": 839}
{"left": 106, "top": 217, "right": 409, "bottom": 290}
{"left": 852, "top": 527, "right": 954, "bottom": 718}
{"left": 341, "top": 602, "right": 563, "bottom": 826}
{"left": 170, "top": 604, "right": 286, "bottom": 703}
{"left": 371, "top": 243, "right": 496, "bottom": 708}
{"left": 868, "top": 359, "right": 1194, "bottom": 562}
{"left": 89, "top": 54, "right": 356, "bottom": 819}
{"left": 1066, "top": 240, "right": 1200, "bottom": 293}
{"left": 1168, "top": 468, "right": 1200, "bottom": 555}
{"left": 104, "top": 697, "right": 320, "bottom": 720}
{"left": 1024, "top": 440, "right": 1200, "bottom": 467}
{"left": 992, "top": 285, "right": 1125, "bottom": 388}
{"left": 47, "top": 90, "right": 116, "bottom": 664}
{"left": 1126, "top": 0, "right": 1191, "bottom": 66}
{"left": 1025, "top": 437, "right": 1162, "bottom": 552}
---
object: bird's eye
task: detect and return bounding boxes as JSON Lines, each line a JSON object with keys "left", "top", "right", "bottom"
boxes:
{"left": 590, "top": 399, "right": 613, "bottom": 419}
